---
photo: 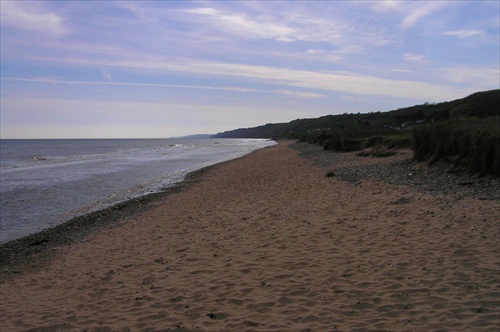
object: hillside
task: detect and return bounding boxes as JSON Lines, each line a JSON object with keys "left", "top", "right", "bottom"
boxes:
{"left": 212, "top": 90, "right": 500, "bottom": 139}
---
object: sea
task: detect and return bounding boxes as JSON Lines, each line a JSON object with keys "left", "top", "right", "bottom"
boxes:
{"left": 0, "top": 138, "right": 276, "bottom": 244}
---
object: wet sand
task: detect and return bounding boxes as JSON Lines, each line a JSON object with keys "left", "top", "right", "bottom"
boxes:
{"left": 1, "top": 141, "right": 499, "bottom": 331}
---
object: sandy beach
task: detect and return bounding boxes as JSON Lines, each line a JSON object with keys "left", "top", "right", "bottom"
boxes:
{"left": 1, "top": 141, "right": 499, "bottom": 331}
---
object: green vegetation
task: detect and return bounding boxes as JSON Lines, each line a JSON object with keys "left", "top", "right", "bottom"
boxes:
{"left": 212, "top": 89, "right": 500, "bottom": 176}
{"left": 413, "top": 119, "right": 500, "bottom": 177}
{"left": 298, "top": 124, "right": 413, "bottom": 152}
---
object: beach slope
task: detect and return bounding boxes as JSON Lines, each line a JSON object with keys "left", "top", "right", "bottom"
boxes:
{"left": 1, "top": 141, "right": 499, "bottom": 331}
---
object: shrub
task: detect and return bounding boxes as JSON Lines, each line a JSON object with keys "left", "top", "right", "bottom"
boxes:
{"left": 302, "top": 125, "right": 412, "bottom": 153}
{"left": 412, "top": 119, "right": 500, "bottom": 177}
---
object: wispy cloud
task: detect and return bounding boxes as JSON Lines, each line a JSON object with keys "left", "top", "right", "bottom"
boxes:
{"left": 274, "top": 90, "right": 324, "bottom": 99}
{"left": 73, "top": 58, "right": 468, "bottom": 101}
{"left": 444, "top": 29, "right": 484, "bottom": 38}
{"left": 443, "top": 67, "right": 500, "bottom": 90}
{"left": 390, "top": 69, "right": 413, "bottom": 73}
{"left": 180, "top": 2, "right": 388, "bottom": 58}
{"left": 371, "top": 1, "right": 402, "bottom": 12}
{"left": 0, "top": 1, "right": 65, "bottom": 35}
{"left": 1, "top": 1, "right": 498, "bottom": 138}
{"left": 400, "top": 2, "right": 447, "bottom": 29}
{"left": 404, "top": 53, "right": 431, "bottom": 64}
{"left": 2, "top": 77, "right": 323, "bottom": 99}
{"left": 184, "top": 61, "right": 471, "bottom": 101}
{"left": 100, "top": 69, "right": 113, "bottom": 82}
{"left": 182, "top": 7, "right": 296, "bottom": 42}
{"left": 17, "top": 51, "right": 492, "bottom": 105}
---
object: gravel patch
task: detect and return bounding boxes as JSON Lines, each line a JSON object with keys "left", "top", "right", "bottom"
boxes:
{"left": 291, "top": 142, "right": 500, "bottom": 201}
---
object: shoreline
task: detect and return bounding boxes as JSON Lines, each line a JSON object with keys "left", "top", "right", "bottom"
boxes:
{"left": 1, "top": 140, "right": 498, "bottom": 331}
{"left": 0, "top": 147, "right": 270, "bottom": 274}
{"left": 2, "top": 140, "right": 496, "bottom": 269}
{"left": 0, "top": 167, "right": 191, "bottom": 272}
{"left": 0, "top": 138, "right": 277, "bottom": 250}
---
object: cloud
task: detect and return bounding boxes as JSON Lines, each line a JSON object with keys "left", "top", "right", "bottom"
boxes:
{"left": 181, "top": 3, "right": 384, "bottom": 55}
{"left": 444, "top": 29, "right": 484, "bottom": 38}
{"left": 390, "top": 69, "right": 413, "bottom": 73}
{"left": 100, "top": 69, "right": 113, "bottom": 82}
{"left": 400, "top": 2, "right": 448, "bottom": 29}
{"left": 404, "top": 53, "right": 430, "bottom": 64}
{"left": 2, "top": 77, "right": 262, "bottom": 92}
{"left": 2, "top": 77, "right": 323, "bottom": 99}
{"left": 183, "top": 61, "right": 466, "bottom": 100}
{"left": 72, "top": 57, "right": 468, "bottom": 101}
{"left": 9, "top": 41, "right": 479, "bottom": 102}
{"left": 1, "top": 1, "right": 498, "bottom": 139}
{"left": 183, "top": 7, "right": 296, "bottom": 42}
{"left": 195, "top": 62, "right": 471, "bottom": 101}
{"left": 274, "top": 90, "right": 324, "bottom": 99}
{"left": 0, "top": 1, "right": 65, "bottom": 35}
{"left": 185, "top": 7, "right": 218, "bottom": 16}
{"left": 444, "top": 67, "right": 500, "bottom": 90}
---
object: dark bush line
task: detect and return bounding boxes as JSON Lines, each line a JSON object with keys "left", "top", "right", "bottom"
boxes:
{"left": 298, "top": 125, "right": 413, "bottom": 152}
{"left": 299, "top": 118, "right": 499, "bottom": 177}
{"left": 412, "top": 119, "right": 500, "bottom": 177}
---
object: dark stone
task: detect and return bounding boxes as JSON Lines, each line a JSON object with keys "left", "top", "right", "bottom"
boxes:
{"left": 29, "top": 239, "right": 49, "bottom": 246}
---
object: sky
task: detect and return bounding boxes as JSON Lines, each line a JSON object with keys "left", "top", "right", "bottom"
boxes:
{"left": 1, "top": 1, "right": 499, "bottom": 139}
